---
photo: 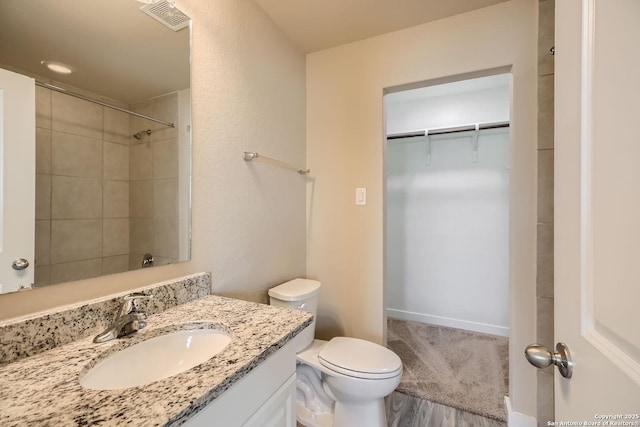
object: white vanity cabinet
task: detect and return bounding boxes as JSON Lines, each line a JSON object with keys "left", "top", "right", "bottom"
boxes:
{"left": 184, "top": 341, "right": 297, "bottom": 427}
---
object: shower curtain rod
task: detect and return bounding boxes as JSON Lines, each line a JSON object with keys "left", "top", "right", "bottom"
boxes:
{"left": 35, "top": 81, "right": 175, "bottom": 128}
{"left": 386, "top": 121, "right": 509, "bottom": 140}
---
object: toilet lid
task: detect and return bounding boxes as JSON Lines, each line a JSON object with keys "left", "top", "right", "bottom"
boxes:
{"left": 268, "top": 278, "right": 320, "bottom": 301}
{"left": 318, "top": 337, "right": 402, "bottom": 380}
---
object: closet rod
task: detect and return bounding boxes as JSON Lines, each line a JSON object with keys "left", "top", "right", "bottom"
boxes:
{"left": 386, "top": 121, "right": 510, "bottom": 140}
{"left": 35, "top": 81, "right": 175, "bottom": 128}
{"left": 477, "top": 121, "right": 510, "bottom": 131}
{"left": 428, "top": 124, "right": 476, "bottom": 136}
{"left": 386, "top": 131, "right": 425, "bottom": 140}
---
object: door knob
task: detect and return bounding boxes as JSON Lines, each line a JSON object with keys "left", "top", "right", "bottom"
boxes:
{"left": 11, "top": 258, "right": 29, "bottom": 270}
{"left": 525, "top": 342, "right": 573, "bottom": 378}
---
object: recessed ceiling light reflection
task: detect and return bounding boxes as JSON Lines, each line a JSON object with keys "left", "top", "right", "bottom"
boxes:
{"left": 40, "top": 60, "right": 73, "bottom": 75}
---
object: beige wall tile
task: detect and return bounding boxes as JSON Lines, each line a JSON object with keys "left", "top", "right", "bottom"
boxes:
{"left": 51, "top": 219, "right": 102, "bottom": 263}
{"left": 537, "top": 150, "right": 554, "bottom": 223}
{"left": 34, "top": 265, "right": 51, "bottom": 288}
{"left": 36, "top": 128, "right": 52, "bottom": 174}
{"left": 104, "top": 141, "right": 130, "bottom": 181}
{"left": 52, "top": 131, "right": 102, "bottom": 178}
{"left": 154, "top": 178, "right": 178, "bottom": 217}
{"left": 153, "top": 256, "right": 176, "bottom": 267}
{"left": 36, "top": 86, "right": 51, "bottom": 129}
{"left": 151, "top": 93, "right": 179, "bottom": 141}
{"left": 128, "top": 253, "right": 144, "bottom": 270}
{"left": 538, "top": 0, "right": 555, "bottom": 77}
{"left": 103, "top": 218, "right": 130, "bottom": 257}
{"left": 36, "top": 174, "right": 51, "bottom": 220}
{"left": 537, "top": 371, "right": 554, "bottom": 425}
{"left": 104, "top": 180, "right": 129, "bottom": 218}
{"left": 104, "top": 108, "right": 131, "bottom": 145}
{"left": 536, "top": 296, "right": 554, "bottom": 354}
{"left": 536, "top": 223, "right": 554, "bottom": 298}
{"left": 130, "top": 219, "right": 153, "bottom": 255}
{"left": 130, "top": 180, "right": 154, "bottom": 218}
{"left": 103, "top": 255, "right": 130, "bottom": 276}
{"left": 537, "top": 5, "right": 555, "bottom": 421}
{"left": 35, "top": 220, "right": 51, "bottom": 266}
{"left": 538, "top": 75, "right": 554, "bottom": 150}
{"left": 51, "top": 176, "right": 102, "bottom": 219}
{"left": 154, "top": 216, "right": 178, "bottom": 259}
{"left": 51, "top": 92, "right": 103, "bottom": 140}
{"left": 154, "top": 138, "right": 178, "bottom": 179}
{"left": 129, "top": 102, "right": 156, "bottom": 144}
{"left": 50, "top": 259, "right": 102, "bottom": 285}
{"left": 130, "top": 142, "right": 153, "bottom": 180}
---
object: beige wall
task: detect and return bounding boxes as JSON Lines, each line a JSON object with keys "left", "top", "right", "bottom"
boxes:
{"left": 306, "top": 0, "right": 537, "bottom": 417}
{"left": 0, "top": 0, "right": 306, "bottom": 319}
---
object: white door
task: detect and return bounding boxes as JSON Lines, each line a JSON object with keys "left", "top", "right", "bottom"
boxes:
{"left": 0, "top": 68, "right": 35, "bottom": 293}
{"left": 554, "top": 0, "right": 640, "bottom": 418}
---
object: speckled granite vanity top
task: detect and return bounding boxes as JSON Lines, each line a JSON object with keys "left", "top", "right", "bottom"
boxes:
{"left": 0, "top": 295, "right": 312, "bottom": 426}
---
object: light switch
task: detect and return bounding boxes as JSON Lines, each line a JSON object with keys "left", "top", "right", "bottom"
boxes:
{"left": 356, "top": 188, "right": 367, "bottom": 206}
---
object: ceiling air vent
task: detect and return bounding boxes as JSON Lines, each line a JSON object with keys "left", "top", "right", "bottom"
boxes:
{"left": 140, "top": 1, "right": 190, "bottom": 32}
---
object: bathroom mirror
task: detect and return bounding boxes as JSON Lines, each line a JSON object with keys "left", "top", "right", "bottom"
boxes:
{"left": 0, "top": 0, "right": 191, "bottom": 293}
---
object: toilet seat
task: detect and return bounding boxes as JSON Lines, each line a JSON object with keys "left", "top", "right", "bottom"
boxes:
{"left": 318, "top": 337, "right": 402, "bottom": 380}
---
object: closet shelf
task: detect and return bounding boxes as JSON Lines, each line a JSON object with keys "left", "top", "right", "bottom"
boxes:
{"left": 386, "top": 121, "right": 509, "bottom": 140}
{"left": 386, "top": 121, "right": 510, "bottom": 165}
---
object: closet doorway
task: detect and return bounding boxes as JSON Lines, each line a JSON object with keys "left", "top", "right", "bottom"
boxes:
{"left": 383, "top": 73, "right": 511, "bottom": 423}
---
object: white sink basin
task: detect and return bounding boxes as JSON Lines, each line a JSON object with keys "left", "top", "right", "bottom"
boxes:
{"left": 79, "top": 328, "right": 231, "bottom": 390}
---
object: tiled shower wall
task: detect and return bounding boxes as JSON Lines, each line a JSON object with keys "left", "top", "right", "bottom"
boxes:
{"left": 35, "top": 87, "right": 131, "bottom": 286}
{"left": 34, "top": 87, "right": 179, "bottom": 286}
{"left": 536, "top": 0, "right": 555, "bottom": 424}
{"left": 129, "top": 93, "right": 180, "bottom": 270}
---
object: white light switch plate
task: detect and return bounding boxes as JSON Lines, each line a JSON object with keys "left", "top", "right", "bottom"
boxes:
{"left": 356, "top": 188, "right": 367, "bottom": 205}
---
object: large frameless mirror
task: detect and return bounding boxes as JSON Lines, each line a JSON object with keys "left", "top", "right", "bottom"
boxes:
{"left": 0, "top": 0, "right": 191, "bottom": 293}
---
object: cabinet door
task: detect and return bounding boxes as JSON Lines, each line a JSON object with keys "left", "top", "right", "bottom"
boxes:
{"left": 243, "top": 373, "right": 296, "bottom": 427}
{"left": 182, "top": 341, "right": 297, "bottom": 427}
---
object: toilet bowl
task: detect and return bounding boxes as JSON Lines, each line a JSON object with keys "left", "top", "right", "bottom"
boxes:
{"left": 269, "top": 279, "right": 402, "bottom": 427}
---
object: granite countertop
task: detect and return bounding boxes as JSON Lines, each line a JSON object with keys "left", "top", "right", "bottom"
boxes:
{"left": 0, "top": 295, "right": 312, "bottom": 426}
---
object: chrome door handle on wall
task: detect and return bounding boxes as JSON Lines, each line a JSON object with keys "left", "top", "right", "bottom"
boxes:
{"left": 525, "top": 342, "right": 573, "bottom": 378}
{"left": 11, "top": 258, "right": 29, "bottom": 270}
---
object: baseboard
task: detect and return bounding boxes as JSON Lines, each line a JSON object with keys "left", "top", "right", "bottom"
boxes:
{"left": 387, "top": 308, "right": 509, "bottom": 337}
{"left": 504, "top": 397, "right": 537, "bottom": 427}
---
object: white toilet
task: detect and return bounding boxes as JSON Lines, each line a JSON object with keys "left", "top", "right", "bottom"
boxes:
{"left": 269, "top": 278, "right": 402, "bottom": 427}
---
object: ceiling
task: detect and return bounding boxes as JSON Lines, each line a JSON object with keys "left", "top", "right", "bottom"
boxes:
{"left": 253, "top": 0, "right": 509, "bottom": 53}
{"left": 0, "top": 0, "right": 508, "bottom": 103}
{"left": 0, "top": 0, "right": 190, "bottom": 104}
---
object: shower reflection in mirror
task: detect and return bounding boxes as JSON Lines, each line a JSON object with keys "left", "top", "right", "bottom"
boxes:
{"left": 0, "top": 0, "right": 192, "bottom": 292}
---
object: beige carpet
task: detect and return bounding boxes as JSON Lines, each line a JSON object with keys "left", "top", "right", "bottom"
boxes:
{"left": 387, "top": 318, "right": 509, "bottom": 422}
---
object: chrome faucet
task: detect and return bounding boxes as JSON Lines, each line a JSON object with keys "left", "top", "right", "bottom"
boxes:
{"left": 93, "top": 292, "right": 153, "bottom": 343}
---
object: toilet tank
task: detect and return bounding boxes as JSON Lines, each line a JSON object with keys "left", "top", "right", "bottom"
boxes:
{"left": 269, "top": 279, "right": 320, "bottom": 352}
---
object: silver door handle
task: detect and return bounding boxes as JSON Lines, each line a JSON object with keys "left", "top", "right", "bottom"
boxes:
{"left": 525, "top": 342, "right": 573, "bottom": 378}
{"left": 11, "top": 258, "right": 29, "bottom": 270}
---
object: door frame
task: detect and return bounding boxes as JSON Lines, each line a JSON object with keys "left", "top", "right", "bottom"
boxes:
{"left": 381, "top": 66, "right": 538, "bottom": 420}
